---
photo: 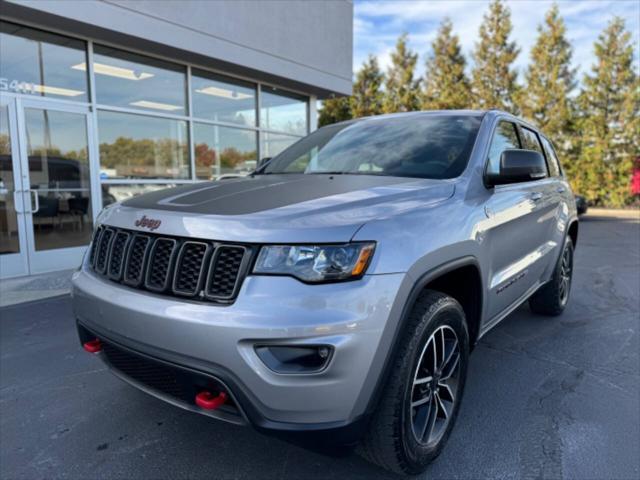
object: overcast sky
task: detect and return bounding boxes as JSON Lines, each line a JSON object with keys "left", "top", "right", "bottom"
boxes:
{"left": 353, "top": 0, "right": 640, "bottom": 83}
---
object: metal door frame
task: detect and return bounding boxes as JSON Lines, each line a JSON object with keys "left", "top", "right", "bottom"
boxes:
{"left": 0, "top": 95, "right": 29, "bottom": 278}
{"left": 7, "top": 95, "right": 99, "bottom": 276}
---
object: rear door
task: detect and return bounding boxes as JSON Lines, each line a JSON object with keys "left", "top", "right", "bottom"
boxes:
{"left": 539, "top": 134, "right": 573, "bottom": 271}
{"left": 482, "top": 120, "right": 556, "bottom": 323}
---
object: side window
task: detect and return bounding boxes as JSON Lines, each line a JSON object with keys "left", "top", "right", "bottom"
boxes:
{"left": 520, "top": 126, "right": 548, "bottom": 178}
{"left": 520, "top": 127, "right": 544, "bottom": 154}
{"left": 540, "top": 136, "right": 561, "bottom": 177}
{"left": 487, "top": 121, "right": 520, "bottom": 176}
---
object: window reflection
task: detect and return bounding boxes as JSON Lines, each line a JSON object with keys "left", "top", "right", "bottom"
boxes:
{"left": 92, "top": 45, "right": 186, "bottom": 114}
{"left": 260, "top": 87, "right": 307, "bottom": 135}
{"left": 192, "top": 69, "right": 256, "bottom": 126}
{"left": 0, "top": 21, "right": 88, "bottom": 101}
{"left": 194, "top": 124, "right": 257, "bottom": 179}
{"left": 0, "top": 104, "right": 19, "bottom": 255}
{"left": 261, "top": 132, "right": 300, "bottom": 158}
{"left": 98, "top": 111, "right": 189, "bottom": 180}
{"left": 487, "top": 121, "right": 520, "bottom": 176}
{"left": 24, "top": 108, "right": 93, "bottom": 251}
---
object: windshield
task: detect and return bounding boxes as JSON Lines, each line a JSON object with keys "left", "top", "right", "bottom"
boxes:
{"left": 261, "top": 114, "right": 482, "bottom": 179}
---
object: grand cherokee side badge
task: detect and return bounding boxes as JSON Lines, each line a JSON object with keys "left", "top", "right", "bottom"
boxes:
{"left": 135, "top": 215, "right": 162, "bottom": 231}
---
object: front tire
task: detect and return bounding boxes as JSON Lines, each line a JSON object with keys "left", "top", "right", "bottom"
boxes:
{"left": 358, "top": 290, "right": 469, "bottom": 475}
{"left": 529, "top": 237, "right": 574, "bottom": 316}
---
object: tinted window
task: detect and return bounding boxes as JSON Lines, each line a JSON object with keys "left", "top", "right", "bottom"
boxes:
{"left": 520, "top": 126, "right": 544, "bottom": 154}
{"left": 487, "top": 121, "right": 520, "bottom": 176}
{"left": 93, "top": 45, "right": 186, "bottom": 115}
{"left": 263, "top": 115, "right": 482, "bottom": 179}
{"left": 540, "top": 136, "right": 561, "bottom": 177}
{"left": 0, "top": 21, "right": 88, "bottom": 101}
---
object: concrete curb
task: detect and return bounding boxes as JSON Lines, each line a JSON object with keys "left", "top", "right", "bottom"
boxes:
{"left": 586, "top": 208, "right": 640, "bottom": 220}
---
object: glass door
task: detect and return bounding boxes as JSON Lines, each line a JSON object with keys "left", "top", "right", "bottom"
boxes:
{"left": 15, "top": 97, "right": 97, "bottom": 275}
{"left": 0, "top": 98, "right": 29, "bottom": 278}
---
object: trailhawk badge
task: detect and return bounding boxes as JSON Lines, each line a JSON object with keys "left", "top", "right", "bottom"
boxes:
{"left": 134, "top": 215, "right": 162, "bottom": 231}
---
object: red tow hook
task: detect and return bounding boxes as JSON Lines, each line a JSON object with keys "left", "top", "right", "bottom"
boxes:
{"left": 83, "top": 338, "right": 102, "bottom": 353}
{"left": 195, "top": 391, "right": 227, "bottom": 410}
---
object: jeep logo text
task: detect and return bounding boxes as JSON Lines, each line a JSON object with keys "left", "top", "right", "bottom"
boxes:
{"left": 135, "top": 215, "right": 162, "bottom": 231}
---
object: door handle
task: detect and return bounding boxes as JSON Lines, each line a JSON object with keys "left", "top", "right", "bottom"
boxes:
{"left": 29, "top": 190, "right": 40, "bottom": 214}
{"left": 530, "top": 192, "right": 543, "bottom": 202}
{"left": 13, "top": 190, "right": 24, "bottom": 214}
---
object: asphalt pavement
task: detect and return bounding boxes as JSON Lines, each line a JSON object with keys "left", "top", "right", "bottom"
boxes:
{"left": 1, "top": 214, "right": 638, "bottom": 479}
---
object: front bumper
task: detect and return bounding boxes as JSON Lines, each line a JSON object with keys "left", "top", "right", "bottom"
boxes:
{"left": 71, "top": 267, "right": 406, "bottom": 438}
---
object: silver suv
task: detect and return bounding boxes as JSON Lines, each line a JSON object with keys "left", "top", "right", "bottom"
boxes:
{"left": 72, "top": 110, "right": 578, "bottom": 475}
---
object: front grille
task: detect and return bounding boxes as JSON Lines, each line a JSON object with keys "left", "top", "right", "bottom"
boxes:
{"left": 174, "top": 242, "right": 211, "bottom": 296}
{"left": 205, "top": 246, "right": 247, "bottom": 300}
{"left": 108, "top": 231, "right": 131, "bottom": 280}
{"left": 145, "top": 238, "right": 177, "bottom": 292}
{"left": 89, "top": 227, "right": 251, "bottom": 304}
{"left": 95, "top": 228, "right": 114, "bottom": 274}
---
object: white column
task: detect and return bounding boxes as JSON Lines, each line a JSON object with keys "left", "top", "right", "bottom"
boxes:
{"left": 309, "top": 95, "right": 318, "bottom": 132}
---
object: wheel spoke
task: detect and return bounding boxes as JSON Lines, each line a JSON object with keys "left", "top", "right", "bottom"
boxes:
{"left": 441, "top": 350, "right": 460, "bottom": 380}
{"left": 435, "top": 392, "right": 449, "bottom": 420}
{"left": 439, "top": 328, "right": 446, "bottom": 369}
{"left": 414, "top": 375, "right": 433, "bottom": 385}
{"left": 438, "top": 380, "right": 455, "bottom": 403}
{"left": 412, "top": 395, "right": 431, "bottom": 408}
{"left": 441, "top": 338, "right": 459, "bottom": 375}
{"left": 423, "top": 395, "right": 439, "bottom": 442}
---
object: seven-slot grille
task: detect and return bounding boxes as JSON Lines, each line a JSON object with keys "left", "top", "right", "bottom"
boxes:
{"left": 88, "top": 226, "right": 250, "bottom": 303}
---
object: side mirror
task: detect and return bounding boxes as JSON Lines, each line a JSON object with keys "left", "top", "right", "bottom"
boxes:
{"left": 257, "top": 157, "right": 272, "bottom": 169}
{"left": 486, "top": 149, "right": 547, "bottom": 186}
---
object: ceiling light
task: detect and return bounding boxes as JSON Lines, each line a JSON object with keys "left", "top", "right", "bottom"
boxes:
{"left": 32, "top": 84, "right": 85, "bottom": 97}
{"left": 72, "top": 62, "right": 154, "bottom": 81}
{"left": 130, "top": 100, "right": 182, "bottom": 111}
{"left": 195, "top": 86, "right": 253, "bottom": 100}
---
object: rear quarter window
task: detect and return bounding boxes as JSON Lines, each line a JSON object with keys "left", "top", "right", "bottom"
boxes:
{"left": 540, "top": 136, "right": 562, "bottom": 177}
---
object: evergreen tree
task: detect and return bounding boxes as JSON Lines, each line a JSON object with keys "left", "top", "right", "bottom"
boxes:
{"left": 572, "top": 17, "right": 639, "bottom": 207}
{"left": 422, "top": 18, "right": 471, "bottom": 110}
{"left": 383, "top": 33, "right": 421, "bottom": 113}
{"left": 318, "top": 95, "right": 352, "bottom": 127}
{"left": 351, "top": 55, "right": 384, "bottom": 117}
{"left": 520, "top": 4, "right": 576, "bottom": 157}
{"left": 470, "top": 0, "right": 520, "bottom": 111}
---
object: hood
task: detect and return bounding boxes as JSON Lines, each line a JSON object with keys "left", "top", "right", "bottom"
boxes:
{"left": 102, "top": 174, "right": 455, "bottom": 243}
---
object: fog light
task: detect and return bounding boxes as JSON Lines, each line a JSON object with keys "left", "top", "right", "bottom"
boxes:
{"left": 255, "top": 345, "right": 333, "bottom": 374}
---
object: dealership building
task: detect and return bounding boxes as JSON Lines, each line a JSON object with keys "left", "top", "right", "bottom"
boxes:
{"left": 0, "top": 0, "right": 353, "bottom": 279}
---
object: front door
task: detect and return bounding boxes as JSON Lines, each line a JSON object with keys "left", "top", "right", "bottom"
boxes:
{"left": 0, "top": 95, "right": 98, "bottom": 278}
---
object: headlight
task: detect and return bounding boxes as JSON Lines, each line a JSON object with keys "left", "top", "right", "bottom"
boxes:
{"left": 253, "top": 242, "right": 375, "bottom": 283}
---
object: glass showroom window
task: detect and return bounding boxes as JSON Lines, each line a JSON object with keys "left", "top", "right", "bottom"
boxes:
{"left": 261, "top": 132, "right": 301, "bottom": 158}
{"left": 191, "top": 69, "right": 256, "bottom": 127}
{"left": 97, "top": 110, "right": 189, "bottom": 180}
{"left": 194, "top": 123, "right": 258, "bottom": 179}
{"left": 91, "top": 45, "right": 187, "bottom": 115}
{"left": 260, "top": 86, "right": 308, "bottom": 135}
{"left": 0, "top": 21, "right": 88, "bottom": 101}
